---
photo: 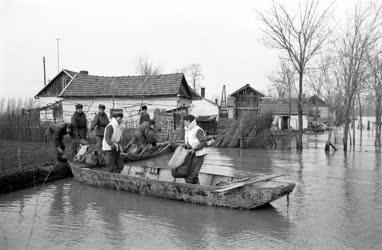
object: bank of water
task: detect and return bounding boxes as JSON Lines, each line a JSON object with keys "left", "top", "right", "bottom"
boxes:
{"left": 0, "top": 133, "right": 381, "bottom": 249}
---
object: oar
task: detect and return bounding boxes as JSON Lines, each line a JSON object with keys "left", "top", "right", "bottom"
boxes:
{"left": 138, "top": 144, "right": 150, "bottom": 157}
{"left": 212, "top": 174, "right": 284, "bottom": 193}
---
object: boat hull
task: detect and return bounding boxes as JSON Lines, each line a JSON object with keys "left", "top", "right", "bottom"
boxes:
{"left": 69, "top": 162, "right": 295, "bottom": 209}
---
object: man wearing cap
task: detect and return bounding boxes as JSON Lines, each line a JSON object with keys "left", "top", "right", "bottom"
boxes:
{"left": 139, "top": 105, "right": 150, "bottom": 125}
{"left": 102, "top": 111, "right": 124, "bottom": 173}
{"left": 71, "top": 104, "right": 88, "bottom": 157}
{"left": 171, "top": 114, "right": 207, "bottom": 184}
{"left": 91, "top": 104, "right": 109, "bottom": 152}
{"left": 45, "top": 123, "right": 74, "bottom": 162}
{"left": 132, "top": 119, "right": 157, "bottom": 150}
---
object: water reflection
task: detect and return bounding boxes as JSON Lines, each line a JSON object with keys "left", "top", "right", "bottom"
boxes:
{"left": 1, "top": 132, "right": 382, "bottom": 249}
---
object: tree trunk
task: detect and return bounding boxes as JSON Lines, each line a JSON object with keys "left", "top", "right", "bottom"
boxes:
{"left": 296, "top": 71, "right": 303, "bottom": 151}
{"left": 375, "top": 98, "right": 381, "bottom": 147}
{"left": 358, "top": 93, "right": 362, "bottom": 144}
{"left": 343, "top": 99, "right": 352, "bottom": 151}
{"left": 352, "top": 99, "right": 355, "bottom": 147}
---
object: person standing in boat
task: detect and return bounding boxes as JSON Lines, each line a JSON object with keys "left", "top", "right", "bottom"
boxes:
{"left": 172, "top": 114, "right": 207, "bottom": 184}
{"left": 71, "top": 104, "right": 88, "bottom": 157}
{"left": 45, "top": 123, "right": 74, "bottom": 162}
{"left": 90, "top": 104, "right": 109, "bottom": 152}
{"left": 139, "top": 105, "right": 150, "bottom": 124}
{"left": 102, "top": 111, "right": 124, "bottom": 173}
{"left": 132, "top": 119, "right": 157, "bottom": 150}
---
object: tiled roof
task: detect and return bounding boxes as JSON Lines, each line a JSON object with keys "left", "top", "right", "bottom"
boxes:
{"left": 60, "top": 72, "right": 198, "bottom": 99}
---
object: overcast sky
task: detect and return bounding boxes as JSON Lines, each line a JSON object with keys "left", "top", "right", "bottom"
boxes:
{"left": 1, "top": 0, "right": 356, "bottom": 101}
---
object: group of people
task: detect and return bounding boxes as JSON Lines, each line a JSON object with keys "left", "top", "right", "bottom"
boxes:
{"left": 48, "top": 104, "right": 207, "bottom": 184}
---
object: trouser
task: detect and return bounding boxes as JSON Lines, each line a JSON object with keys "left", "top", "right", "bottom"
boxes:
{"left": 95, "top": 135, "right": 103, "bottom": 152}
{"left": 105, "top": 150, "right": 124, "bottom": 173}
{"left": 72, "top": 134, "right": 80, "bottom": 157}
{"left": 55, "top": 140, "right": 66, "bottom": 162}
{"left": 171, "top": 153, "right": 205, "bottom": 184}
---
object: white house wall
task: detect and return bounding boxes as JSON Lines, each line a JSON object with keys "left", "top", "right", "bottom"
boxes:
{"left": 34, "top": 97, "right": 62, "bottom": 108}
{"left": 273, "top": 115, "right": 308, "bottom": 130}
{"left": 62, "top": 97, "right": 190, "bottom": 128}
{"left": 189, "top": 99, "right": 219, "bottom": 117}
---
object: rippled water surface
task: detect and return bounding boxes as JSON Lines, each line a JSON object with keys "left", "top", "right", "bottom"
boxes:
{"left": 1, "top": 133, "right": 382, "bottom": 249}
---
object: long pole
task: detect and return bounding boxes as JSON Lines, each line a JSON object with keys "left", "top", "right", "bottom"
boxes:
{"left": 43, "top": 56, "right": 46, "bottom": 86}
{"left": 56, "top": 38, "right": 60, "bottom": 73}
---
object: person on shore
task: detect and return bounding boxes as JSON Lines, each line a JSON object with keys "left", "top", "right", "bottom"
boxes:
{"left": 102, "top": 111, "right": 124, "bottom": 173}
{"left": 139, "top": 105, "right": 150, "bottom": 125}
{"left": 90, "top": 104, "right": 109, "bottom": 152}
{"left": 131, "top": 119, "right": 157, "bottom": 151}
{"left": 71, "top": 104, "right": 88, "bottom": 157}
{"left": 46, "top": 123, "right": 74, "bottom": 162}
{"left": 172, "top": 114, "right": 207, "bottom": 184}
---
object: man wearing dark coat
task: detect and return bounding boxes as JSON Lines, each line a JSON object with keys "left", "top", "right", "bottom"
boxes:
{"left": 139, "top": 105, "right": 150, "bottom": 125}
{"left": 71, "top": 104, "right": 88, "bottom": 157}
{"left": 132, "top": 119, "right": 157, "bottom": 150}
{"left": 46, "top": 123, "right": 73, "bottom": 162}
{"left": 90, "top": 104, "right": 109, "bottom": 152}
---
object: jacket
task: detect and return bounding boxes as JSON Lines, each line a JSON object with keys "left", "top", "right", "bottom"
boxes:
{"left": 71, "top": 112, "right": 88, "bottom": 138}
{"left": 102, "top": 118, "right": 123, "bottom": 151}
{"left": 139, "top": 112, "right": 150, "bottom": 124}
{"left": 185, "top": 119, "right": 207, "bottom": 156}
{"left": 48, "top": 123, "right": 71, "bottom": 147}
{"left": 91, "top": 112, "right": 109, "bottom": 136}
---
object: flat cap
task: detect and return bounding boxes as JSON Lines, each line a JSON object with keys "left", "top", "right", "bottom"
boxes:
{"left": 98, "top": 104, "right": 106, "bottom": 109}
{"left": 75, "top": 104, "right": 83, "bottom": 109}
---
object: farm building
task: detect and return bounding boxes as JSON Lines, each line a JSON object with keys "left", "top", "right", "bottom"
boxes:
{"left": 34, "top": 69, "right": 77, "bottom": 122}
{"left": 258, "top": 96, "right": 330, "bottom": 130}
{"left": 228, "top": 84, "right": 265, "bottom": 120}
{"left": 34, "top": 70, "right": 200, "bottom": 129}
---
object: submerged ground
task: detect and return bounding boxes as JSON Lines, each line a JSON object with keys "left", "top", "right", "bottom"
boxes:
{"left": 0, "top": 131, "right": 381, "bottom": 249}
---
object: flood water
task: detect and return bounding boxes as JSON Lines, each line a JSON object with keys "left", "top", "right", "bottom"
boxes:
{"left": 1, "top": 132, "right": 382, "bottom": 249}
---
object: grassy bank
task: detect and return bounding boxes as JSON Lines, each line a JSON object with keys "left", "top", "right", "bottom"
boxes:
{"left": 0, "top": 140, "right": 72, "bottom": 193}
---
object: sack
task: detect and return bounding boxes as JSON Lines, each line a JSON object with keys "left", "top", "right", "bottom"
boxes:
{"left": 74, "top": 144, "right": 89, "bottom": 162}
{"left": 86, "top": 151, "right": 99, "bottom": 166}
{"left": 168, "top": 146, "right": 190, "bottom": 169}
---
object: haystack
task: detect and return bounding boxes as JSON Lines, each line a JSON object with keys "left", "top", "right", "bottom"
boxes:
{"left": 215, "top": 113, "right": 274, "bottom": 148}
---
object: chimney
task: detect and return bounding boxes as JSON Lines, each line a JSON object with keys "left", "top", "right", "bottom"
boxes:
{"left": 201, "top": 87, "right": 205, "bottom": 98}
{"left": 80, "top": 70, "right": 88, "bottom": 74}
{"left": 215, "top": 98, "right": 218, "bottom": 104}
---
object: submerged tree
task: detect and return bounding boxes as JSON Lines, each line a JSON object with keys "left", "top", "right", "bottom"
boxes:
{"left": 367, "top": 51, "right": 382, "bottom": 146}
{"left": 258, "top": 0, "right": 333, "bottom": 150}
{"left": 334, "top": 1, "right": 382, "bottom": 151}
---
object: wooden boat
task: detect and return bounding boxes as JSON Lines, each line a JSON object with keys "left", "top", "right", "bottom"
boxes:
{"left": 68, "top": 161, "right": 295, "bottom": 209}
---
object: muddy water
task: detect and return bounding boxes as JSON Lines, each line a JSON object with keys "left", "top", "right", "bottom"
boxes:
{"left": 1, "top": 133, "right": 382, "bottom": 249}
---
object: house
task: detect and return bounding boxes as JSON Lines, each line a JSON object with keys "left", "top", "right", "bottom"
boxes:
{"left": 228, "top": 84, "right": 265, "bottom": 120}
{"left": 258, "top": 96, "right": 330, "bottom": 130}
{"left": 35, "top": 70, "right": 199, "bottom": 128}
{"left": 34, "top": 69, "right": 77, "bottom": 122}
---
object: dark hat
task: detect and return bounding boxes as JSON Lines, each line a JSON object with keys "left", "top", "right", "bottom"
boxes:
{"left": 111, "top": 111, "right": 124, "bottom": 118}
{"left": 183, "top": 114, "right": 195, "bottom": 122}
{"left": 98, "top": 104, "right": 105, "bottom": 109}
{"left": 75, "top": 104, "right": 83, "bottom": 109}
{"left": 149, "top": 119, "right": 155, "bottom": 125}
{"left": 141, "top": 105, "right": 147, "bottom": 111}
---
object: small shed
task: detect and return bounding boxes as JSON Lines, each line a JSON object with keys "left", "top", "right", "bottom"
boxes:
{"left": 229, "top": 84, "right": 265, "bottom": 120}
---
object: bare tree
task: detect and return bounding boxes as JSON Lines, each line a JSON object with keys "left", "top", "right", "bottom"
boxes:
{"left": 268, "top": 59, "right": 297, "bottom": 140}
{"left": 180, "top": 64, "right": 204, "bottom": 91}
{"left": 367, "top": 51, "right": 382, "bottom": 146}
{"left": 334, "top": 1, "right": 382, "bottom": 151}
{"left": 137, "top": 56, "right": 161, "bottom": 76}
{"left": 258, "top": 0, "right": 333, "bottom": 150}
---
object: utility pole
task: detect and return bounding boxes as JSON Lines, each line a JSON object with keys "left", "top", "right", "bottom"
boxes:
{"left": 43, "top": 56, "right": 46, "bottom": 86}
{"left": 56, "top": 38, "right": 60, "bottom": 73}
{"left": 220, "top": 85, "right": 227, "bottom": 107}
